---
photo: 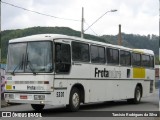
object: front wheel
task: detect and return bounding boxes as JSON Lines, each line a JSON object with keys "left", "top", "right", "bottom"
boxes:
{"left": 31, "top": 104, "right": 44, "bottom": 111}
{"left": 127, "top": 86, "right": 142, "bottom": 104}
{"left": 67, "top": 88, "right": 80, "bottom": 112}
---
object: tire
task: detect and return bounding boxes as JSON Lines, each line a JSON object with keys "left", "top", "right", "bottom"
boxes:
{"left": 127, "top": 86, "right": 142, "bottom": 104}
{"left": 67, "top": 88, "right": 80, "bottom": 112}
{"left": 31, "top": 104, "right": 45, "bottom": 111}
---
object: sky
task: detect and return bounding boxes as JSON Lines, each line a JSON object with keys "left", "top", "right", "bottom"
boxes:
{"left": 1, "top": 0, "right": 159, "bottom": 36}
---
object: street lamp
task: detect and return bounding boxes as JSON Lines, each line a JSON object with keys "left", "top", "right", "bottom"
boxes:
{"left": 110, "top": 9, "right": 117, "bottom": 12}
{"left": 84, "top": 9, "right": 117, "bottom": 32}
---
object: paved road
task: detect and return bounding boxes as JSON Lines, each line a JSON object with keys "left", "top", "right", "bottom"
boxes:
{"left": 1, "top": 90, "right": 159, "bottom": 119}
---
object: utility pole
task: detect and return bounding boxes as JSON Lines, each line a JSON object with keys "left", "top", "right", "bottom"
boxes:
{"left": 118, "top": 24, "right": 122, "bottom": 45}
{"left": 81, "top": 7, "right": 84, "bottom": 38}
{"left": 0, "top": 1, "right": 1, "bottom": 107}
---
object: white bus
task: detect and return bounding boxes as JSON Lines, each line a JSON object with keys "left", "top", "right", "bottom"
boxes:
{"left": 5, "top": 34, "right": 155, "bottom": 111}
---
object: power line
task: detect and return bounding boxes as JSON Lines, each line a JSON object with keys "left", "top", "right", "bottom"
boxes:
{"left": 84, "top": 10, "right": 117, "bottom": 32}
{"left": 1, "top": 1, "right": 80, "bottom": 22}
{"left": 84, "top": 21, "right": 98, "bottom": 36}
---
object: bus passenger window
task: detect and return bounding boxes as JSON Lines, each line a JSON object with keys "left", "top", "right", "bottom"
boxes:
{"left": 55, "top": 43, "right": 71, "bottom": 73}
{"left": 72, "top": 42, "right": 89, "bottom": 62}
{"left": 132, "top": 53, "right": 141, "bottom": 66}
{"left": 107, "top": 48, "right": 119, "bottom": 65}
{"left": 150, "top": 56, "right": 154, "bottom": 68}
{"left": 120, "top": 50, "right": 131, "bottom": 66}
{"left": 91, "top": 45, "right": 105, "bottom": 63}
{"left": 141, "top": 55, "right": 150, "bottom": 67}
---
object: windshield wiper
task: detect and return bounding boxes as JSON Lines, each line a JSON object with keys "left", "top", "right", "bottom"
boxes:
{"left": 25, "top": 53, "right": 37, "bottom": 75}
{"left": 11, "top": 54, "right": 24, "bottom": 76}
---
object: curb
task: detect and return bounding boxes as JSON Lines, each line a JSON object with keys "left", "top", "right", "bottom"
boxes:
{"left": 1, "top": 100, "right": 9, "bottom": 108}
{"left": 1, "top": 100, "right": 22, "bottom": 108}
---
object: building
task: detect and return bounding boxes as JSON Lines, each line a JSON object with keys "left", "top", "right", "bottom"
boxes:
{"left": 155, "top": 65, "right": 159, "bottom": 80}
{"left": 155, "top": 65, "right": 159, "bottom": 89}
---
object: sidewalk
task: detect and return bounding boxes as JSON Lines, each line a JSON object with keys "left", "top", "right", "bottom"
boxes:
{"left": 1, "top": 99, "right": 22, "bottom": 108}
{"left": 1, "top": 99, "right": 8, "bottom": 108}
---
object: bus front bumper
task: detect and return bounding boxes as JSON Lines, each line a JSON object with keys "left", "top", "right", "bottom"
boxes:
{"left": 4, "top": 92, "right": 53, "bottom": 105}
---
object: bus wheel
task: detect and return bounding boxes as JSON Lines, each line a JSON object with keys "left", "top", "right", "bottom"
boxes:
{"left": 127, "top": 86, "right": 142, "bottom": 104}
{"left": 31, "top": 104, "right": 44, "bottom": 111}
{"left": 134, "top": 86, "right": 142, "bottom": 103}
{"left": 67, "top": 88, "right": 80, "bottom": 112}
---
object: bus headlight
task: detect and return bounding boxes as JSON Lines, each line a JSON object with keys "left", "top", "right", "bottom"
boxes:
{"left": 34, "top": 95, "right": 45, "bottom": 100}
{"left": 5, "top": 94, "right": 14, "bottom": 99}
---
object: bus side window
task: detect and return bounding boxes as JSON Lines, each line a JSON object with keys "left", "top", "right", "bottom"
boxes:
{"left": 132, "top": 53, "right": 141, "bottom": 67}
{"left": 107, "top": 48, "right": 119, "bottom": 65}
{"left": 141, "top": 54, "right": 150, "bottom": 67}
{"left": 91, "top": 45, "right": 105, "bottom": 63}
{"left": 72, "top": 42, "right": 90, "bottom": 62}
{"left": 55, "top": 43, "right": 71, "bottom": 73}
{"left": 150, "top": 56, "right": 154, "bottom": 68}
{"left": 120, "top": 50, "right": 131, "bottom": 66}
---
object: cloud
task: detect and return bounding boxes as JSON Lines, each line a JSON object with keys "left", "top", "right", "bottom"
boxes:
{"left": 87, "top": 0, "right": 159, "bottom": 35}
{"left": 1, "top": 0, "right": 159, "bottom": 35}
{"left": 1, "top": 0, "right": 34, "bottom": 29}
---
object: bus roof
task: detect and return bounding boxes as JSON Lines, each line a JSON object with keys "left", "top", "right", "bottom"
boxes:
{"left": 9, "top": 34, "right": 154, "bottom": 55}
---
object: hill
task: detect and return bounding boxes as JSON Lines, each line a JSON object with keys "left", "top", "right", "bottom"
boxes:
{"left": 1, "top": 26, "right": 159, "bottom": 64}
{"left": 1, "top": 26, "right": 107, "bottom": 61}
{"left": 102, "top": 33, "right": 159, "bottom": 55}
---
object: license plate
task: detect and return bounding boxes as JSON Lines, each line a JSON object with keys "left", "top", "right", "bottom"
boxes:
{"left": 20, "top": 95, "right": 28, "bottom": 99}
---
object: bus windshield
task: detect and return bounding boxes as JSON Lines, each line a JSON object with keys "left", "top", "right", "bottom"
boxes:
{"left": 7, "top": 41, "right": 53, "bottom": 73}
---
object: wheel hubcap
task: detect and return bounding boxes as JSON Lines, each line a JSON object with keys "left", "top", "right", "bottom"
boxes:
{"left": 136, "top": 90, "right": 141, "bottom": 101}
{"left": 72, "top": 93, "right": 79, "bottom": 107}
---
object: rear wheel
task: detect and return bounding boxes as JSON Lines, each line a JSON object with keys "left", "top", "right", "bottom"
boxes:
{"left": 31, "top": 104, "right": 44, "bottom": 111}
{"left": 67, "top": 88, "right": 80, "bottom": 112}
{"left": 127, "top": 86, "right": 142, "bottom": 104}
